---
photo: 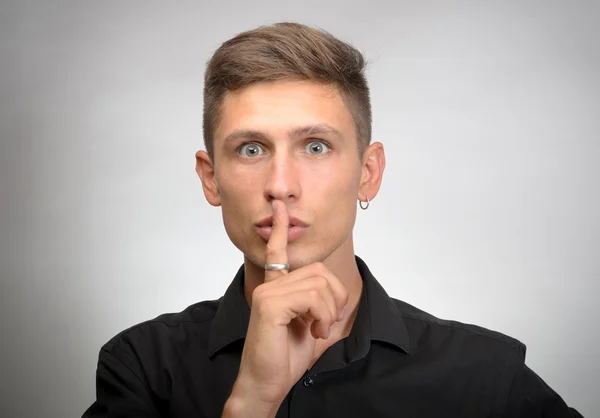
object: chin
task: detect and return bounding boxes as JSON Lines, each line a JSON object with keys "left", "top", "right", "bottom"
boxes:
{"left": 286, "top": 258, "right": 313, "bottom": 271}
{"left": 286, "top": 248, "right": 331, "bottom": 271}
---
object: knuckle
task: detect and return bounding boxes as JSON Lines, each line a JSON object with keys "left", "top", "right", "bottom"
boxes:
{"left": 312, "top": 262, "right": 327, "bottom": 275}
{"left": 311, "top": 275, "right": 329, "bottom": 290}
{"left": 252, "top": 284, "right": 265, "bottom": 299}
{"left": 255, "top": 296, "right": 276, "bottom": 316}
{"left": 251, "top": 286, "right": 270, "bottom": 307}
{"left": 308, "top": 289, "right": 320, "bottom": 303}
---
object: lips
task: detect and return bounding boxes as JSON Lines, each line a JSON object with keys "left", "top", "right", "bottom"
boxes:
{"left": 255, "top": 215, "right": 308, "bottom": 228}
{"left": 255, "top": 215, "right": 309, "bottom": 242}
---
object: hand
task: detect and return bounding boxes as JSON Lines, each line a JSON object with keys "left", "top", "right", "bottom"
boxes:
{"left": 224, "top": 200, "right": 348, "bottom": 417}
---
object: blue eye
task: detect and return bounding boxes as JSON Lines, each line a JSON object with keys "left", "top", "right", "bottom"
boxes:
{"left": 305, "top": 141, "right": 330, "bottom": 155}
{"left": 238, "top": 143, "right": 265, "bottom": 158}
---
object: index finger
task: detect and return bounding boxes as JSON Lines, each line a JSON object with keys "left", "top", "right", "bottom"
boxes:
{"left": 264, "top": 200, "right": 289, "bottom": 282}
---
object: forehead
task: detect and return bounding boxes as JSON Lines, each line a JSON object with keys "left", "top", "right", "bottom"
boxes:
{"left": 214, "top": 80, "right": 356, "bottom": 143}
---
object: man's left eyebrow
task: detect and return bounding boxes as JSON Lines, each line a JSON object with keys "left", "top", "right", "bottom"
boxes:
{"left": 288, "top": 124, "right": 344, "bottom": 141}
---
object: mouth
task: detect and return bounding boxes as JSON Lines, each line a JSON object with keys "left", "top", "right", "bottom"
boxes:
{"left": 255, "top": 215, "right": 309, "bottom": 242}
{"left": 255, "top": 215, "right": 309, "bottom": 228}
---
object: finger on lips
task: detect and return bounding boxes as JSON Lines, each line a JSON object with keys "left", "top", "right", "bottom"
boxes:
{"left": 261, "top": 201, "right": 348, "bottom": 336}
{"left": 264, "top": 200, "right": 289, "bottom": 282}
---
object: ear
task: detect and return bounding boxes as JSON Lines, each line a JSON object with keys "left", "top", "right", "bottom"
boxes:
{"left": 195, "top": 150, "right": 222, "bottom": 207}
{"left": 358, "top": 142, "right": 386, "bottom": 202}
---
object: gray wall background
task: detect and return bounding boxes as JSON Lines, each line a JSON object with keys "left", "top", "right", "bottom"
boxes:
{"left": 1, "top": 1, "right": 598, "bottom": 417}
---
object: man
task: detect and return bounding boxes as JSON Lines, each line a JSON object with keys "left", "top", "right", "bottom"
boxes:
{"left": 83, "top": 23, "right": 582, "bottom": 417}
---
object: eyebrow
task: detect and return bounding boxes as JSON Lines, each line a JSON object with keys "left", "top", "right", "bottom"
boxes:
{"left": 222, "top": 123, "right": 345, "bottom": 145}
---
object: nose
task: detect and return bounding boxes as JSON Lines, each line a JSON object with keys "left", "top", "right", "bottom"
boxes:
{"left": 263, "top": 150, "right": 301, "bottom": 203}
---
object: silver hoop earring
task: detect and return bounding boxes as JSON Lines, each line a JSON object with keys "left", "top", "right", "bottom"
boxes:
{"left": 359, "top": 197, "right": 370, "bottom": 210}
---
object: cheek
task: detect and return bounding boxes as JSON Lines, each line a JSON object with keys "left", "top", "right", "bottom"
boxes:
{"left": 217, "top": 162, "right": 260, "bottom": 201}
{"left": 216, "top": 172, "right": 257, "bottom": 237}
{"left": 305, "top": 164, "right": 360, "bottom": 240}
{"left": 307, "top": 162, "right": 360, "bottom": 205}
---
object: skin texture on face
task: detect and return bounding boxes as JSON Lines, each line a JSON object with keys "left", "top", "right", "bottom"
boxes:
{"left": 196, "top": 80, "right": 385, "bottom": 288}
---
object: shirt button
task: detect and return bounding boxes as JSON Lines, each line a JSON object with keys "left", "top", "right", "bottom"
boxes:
{"left": 303, "top": 377, "right": 314, "bottom": 387}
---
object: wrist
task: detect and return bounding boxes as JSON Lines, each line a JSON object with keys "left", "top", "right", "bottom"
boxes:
{"left": 222, "top": 389, "right": 281, "bottom": 418}
{"left": 223, "top": 376, "right": 285, "bottom": 418}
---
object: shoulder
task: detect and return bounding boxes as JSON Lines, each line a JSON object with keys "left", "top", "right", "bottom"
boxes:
{"left": 101, "top": 297, "right": 222, "bottom": 356}
{"left": 392, "top": 297, "right": 527, "bottom": 362}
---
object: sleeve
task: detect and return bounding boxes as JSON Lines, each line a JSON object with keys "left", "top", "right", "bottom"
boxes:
{"left": 505, "top": 362, "right": 584, "bottom": 418}
{"left": 81, "top": 347, "right": 162, "bottom": 418}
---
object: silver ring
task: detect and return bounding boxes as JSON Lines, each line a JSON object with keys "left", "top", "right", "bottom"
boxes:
{"left": 264, "top": 263, "right": 289, "bottom": 271}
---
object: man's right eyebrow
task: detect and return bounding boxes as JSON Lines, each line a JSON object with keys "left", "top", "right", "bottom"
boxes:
{"left": 222, "top": 130, "right": 270, "bottom": 145}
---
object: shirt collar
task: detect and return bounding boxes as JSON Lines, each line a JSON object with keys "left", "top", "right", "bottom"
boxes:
{"left": 208, "top": 264, "right": 250, "bottom": 358}
{"left": 208, "top": 256, "right": 411, "bottom": 358}
{"left": 353, "top": 255, "right": 411, "bottom": 357}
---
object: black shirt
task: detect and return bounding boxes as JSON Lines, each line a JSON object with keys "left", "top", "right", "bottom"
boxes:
{"left": 83, "top": 256, "right": 582, "bottom": 417}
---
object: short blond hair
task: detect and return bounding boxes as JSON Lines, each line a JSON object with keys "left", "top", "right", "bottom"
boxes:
{"left": 203, "top": 22, "right": 371, "bottom": 157}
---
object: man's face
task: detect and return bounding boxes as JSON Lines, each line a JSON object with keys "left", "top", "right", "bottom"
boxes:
{"left": 201, "top": 80, "right": 366, "bottom": 270}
